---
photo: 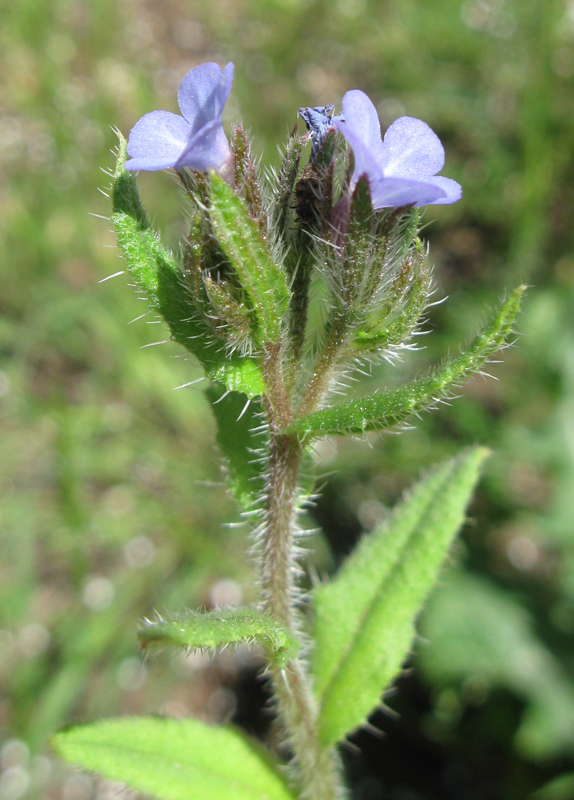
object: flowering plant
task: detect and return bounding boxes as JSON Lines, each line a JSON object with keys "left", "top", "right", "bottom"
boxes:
{"left": 53, "top": 62, "right": 523, "bottom": 800}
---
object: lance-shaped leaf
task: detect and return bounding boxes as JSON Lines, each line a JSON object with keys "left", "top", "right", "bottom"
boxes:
{"left": 288, "top": 286, "right": 525, "bottom": 438}
{"left": 53, "top": 717, "right": 296, "bottom": 800}
{"left": 210, "top": 173, "right": 290, "bottom": 344}
{"left": 138, "top": 607, "right": 297, "bottom": 667}
{"left": 112, "top": 133, "right": 265, "bottom": 398}
{"left": 207, "top": 386, "right": 268, "bottom": 511}
{"left": 311, "top": 447, "right": 488, "bottom": 747}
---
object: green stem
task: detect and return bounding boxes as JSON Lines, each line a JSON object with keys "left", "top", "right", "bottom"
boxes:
{"left": 296, "top": 316, "right": 352, "bottom": 420}
{"left": 261, "top": 347, "right": 345, "bottom": 800}
{"left": 261, "top": 426, "right": 344, "bottom": 800}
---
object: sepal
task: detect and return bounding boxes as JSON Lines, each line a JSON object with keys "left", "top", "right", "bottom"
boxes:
{"left": 347, "top": 175, "right": 372, "bottom": 236}
{"left": 268, "top": 124, "right": 307, "bottom": 251}
{"left": 354, "top": 240, "right": 431, "bottom": 352}
{"left": 203, "top": 274, "right": 256, "bottom": 353}
{"left": 111, "top": 132, "right": 265, "bottom": 397}
{"left": 324, "top": 187, "right": 421, "bottom": 335}
{"left": 209, "top": 173, "right": 290, "bottom": 345}
{"left": 232, "top": 125, "right": 264, "bottom": 226}
{"left": 293, "top": 129, "right": 336, "bottom": 232}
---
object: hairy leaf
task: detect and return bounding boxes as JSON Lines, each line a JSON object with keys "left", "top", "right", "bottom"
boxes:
{"left": 288, "top": 286, "right": 525, "bottom": 438}
{"left": 139, "top": 607, "right": 297, "bottom": 667}
{"left": 53, "top": 717, "right": 296, "bottom": 800}
{"left": 207, "top": 386, "right": 268, "bottom": 511}
{"left": 311, "top": 447, "right": 488, "bottom": 746}
{"left": 112, "top": 134, "right": 265, "bottom": 397}
{"left": 210, "top": 173, "right": 289, "bottom": 344}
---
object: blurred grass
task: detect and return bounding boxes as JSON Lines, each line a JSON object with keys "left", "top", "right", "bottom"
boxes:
{"left": 1, "top": 0, "right": 574, "bottom": 798}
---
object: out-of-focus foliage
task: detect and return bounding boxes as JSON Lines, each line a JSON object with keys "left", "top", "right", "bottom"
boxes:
{"left": 1, "top": 0, "right": 574, "bottom": 797}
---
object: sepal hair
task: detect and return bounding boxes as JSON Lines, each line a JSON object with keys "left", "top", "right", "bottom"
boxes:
{"left": 318, "top": 181, "right": 428, "bottom": 362}
{"left": 294, "top": 129, "right": 336, "bottom": 234}
{"left": 181, "top": 172, "right": 266, "bottom": 357}
{"left": 353, "top": 238, "right": 432, "bottom": 355}
{"left": 231, "top": 124, "right": 265, "bottom": 228}
{"left": 266, "top": 124, "right": 308, "bottom": 258}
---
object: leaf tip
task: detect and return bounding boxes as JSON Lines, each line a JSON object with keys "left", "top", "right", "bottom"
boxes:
{"left": 474, "top": 445, "right": 491, "bottom": 464}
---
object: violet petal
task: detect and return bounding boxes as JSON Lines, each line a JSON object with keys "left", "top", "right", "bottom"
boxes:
{"left": 175, "top": 118, "right": 232, "bottom": 172}
{"left": 369, "top": 176, "right": 447, "bottom": 209}
{"left": 338, "top": 90, "right": 385, "bottom": 155}
{"left": 126, "top": 111, "right": 190, "bottom": 171}
{"left": 177, "top": 62, "right": 234, "bottom": 130}
{"left": 334, "top": 118, "right": 382, "bottom": 195}
{"left": 379, "top": 116, "right": 445, "bottom": 179}
{"left": 422, "top": 175, "right": 462, "bottom": 205}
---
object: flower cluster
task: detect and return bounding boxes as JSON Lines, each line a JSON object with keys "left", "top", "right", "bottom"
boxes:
{"left": 126, "top": 60, "right": 461, "bottom": 210}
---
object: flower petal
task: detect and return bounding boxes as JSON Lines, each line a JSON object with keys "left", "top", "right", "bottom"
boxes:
{"left": 126, "top": 110, "right": 190, "bottom": 171}
{"left": 338, "top": 90, "right": 384, "bottom": 154}
{"left": 423, "top": 176, "right": 462, "bottom": 204}
{"left": 369, "top": 176, "right": 447, "bottom": 209}
{"left": 379, "top": 116, "right": 445, "bottom": 179}
{"left": 177, "top": 62, "right": 234, "bottom": 131}
{"left": 175, "top": 118, "right": 231, "bottom": 172}
{"left": 335, "top": 120, "right": 384, "bottom": 195}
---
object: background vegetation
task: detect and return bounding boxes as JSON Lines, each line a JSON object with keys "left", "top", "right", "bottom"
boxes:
{"left": 1, "top": 0, "right": 574, "bottom": 797}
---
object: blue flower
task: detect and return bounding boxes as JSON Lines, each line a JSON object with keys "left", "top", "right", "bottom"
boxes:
{"left": 125, "top": 62, "right": 234, "bottom": 173}
{"left": 334, "top": 90, "right": 461, "bottom": 208}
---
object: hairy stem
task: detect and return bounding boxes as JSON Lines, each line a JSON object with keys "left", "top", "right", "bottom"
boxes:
{"left": 261, "top": 426, "right": 344, "bottom": 800}
{"left": 296, "top": 316, "right": 353, "bottom": 420}
{"left": 261, "top": 346, "right": 344, "bottom": 800}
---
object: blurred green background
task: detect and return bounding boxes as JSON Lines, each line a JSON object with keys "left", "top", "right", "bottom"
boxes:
{"left": 2, "top": 0, "right": 574, "bottom": 798}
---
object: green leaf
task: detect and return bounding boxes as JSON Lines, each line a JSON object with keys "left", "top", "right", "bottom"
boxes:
{"left": 311, "top": 447, "right": 488, "bottom": 747}
{"left": 207, "top": 386, "right": 267, "bottom": 511}
{"left": 139, "top": 607, "right": 297, "bottom": 667}
{"left": 419, "top": 572, "right": 574, "bottom": 760}
{"left": 288, "top": 286, "right": 525, "bottom": 439}
{"left": 53, "top": 717, "right": 296, "bottom": 800}
{"left": 210, "top": 172, "right": 289, "bottom": 344}
{"left": 112, "top": 133, "right": 264, "bottom": 398}
{"left": 531, "top": 773, "right": 574, "bottom": 800}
